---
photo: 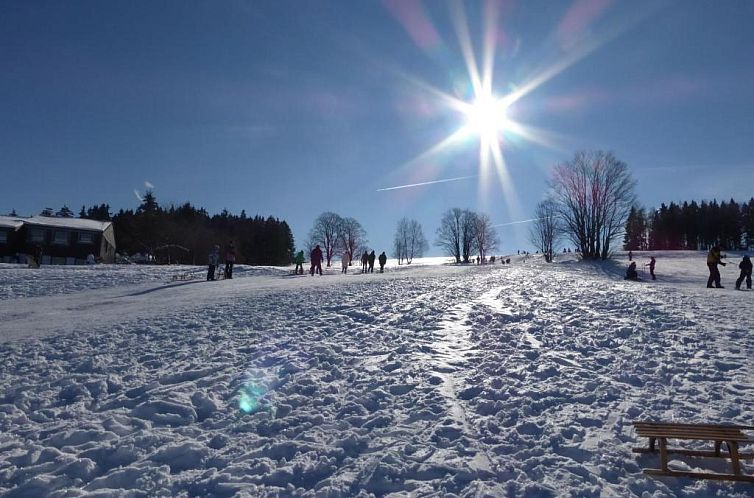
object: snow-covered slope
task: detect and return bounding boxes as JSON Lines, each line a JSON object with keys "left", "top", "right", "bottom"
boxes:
{"left": 1, "top": 252, "right": 752, "bottom": 496}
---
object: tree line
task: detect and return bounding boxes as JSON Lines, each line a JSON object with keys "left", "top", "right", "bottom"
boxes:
{"left": 624, "top": 198, "right": 754, "bottom": 251}
{"left": 306, "top": 209, "right": 500, "bottom": 267}
{"left": 435, "top": 208, "right": 498, "bottom": 263}
{"left": 306, "top": 212, "right": 431, "bottom": 266}
{"left": 76, "top": 192, "right": 295, "bottom": 265}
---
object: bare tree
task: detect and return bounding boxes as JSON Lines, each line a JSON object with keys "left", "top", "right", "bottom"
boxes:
{"left": 550, "top": 150, "right": 636, "bottom": 260}
{"left": 339, "top": 217, "right": 366, "bottom": 265}
{"left": 308, "top": 212, "right": 343, "bottom": 267}
{"left": 473, "top": 213, "right": 498, "bottom": 262}
{"left": 436, "top": 208, "right": 463, "bottom": 263}
{"left": 461, "top": 209, "right": 477, "bottom": 263}
{"left": 394, "top": 218, "right": 428, "bottom": 264}
{"left": 529, "top": 199, "right": 560, "bottom": 262}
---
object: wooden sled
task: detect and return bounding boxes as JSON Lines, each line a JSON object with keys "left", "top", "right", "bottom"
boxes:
{"left": 633, "top": 421, "right": 754, "bottom": 482}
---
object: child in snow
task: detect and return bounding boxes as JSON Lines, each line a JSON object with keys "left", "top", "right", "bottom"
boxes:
{"left": 625, "top": 262, "right": 639, "bottom": 281}
{"left": 736, "top": 255, "right": 752, "bottom": 290}
{"left": 207, "top": 245, "right": 220, "bottom": 281}
{"left": 378, "top": 251, "right": 387, "bottom": 272}
{"left": 706, "top": 246, "right": 726, "bottom": 288}
{"left": 294, "top": 250, "right": 305, "bottom": 275}
{"left": 647, "top": 257, "right": 656, "bottom": 280}
{"left": 341, "top": 251, "right": 350, "bottom": 274}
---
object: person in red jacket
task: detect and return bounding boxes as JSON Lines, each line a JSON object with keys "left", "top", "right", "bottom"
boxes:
{"left": 224, "top": 242, "right": 236, "bottom": 279}
{"left": 310, "top": 245, "right": 323, "bottom": 276}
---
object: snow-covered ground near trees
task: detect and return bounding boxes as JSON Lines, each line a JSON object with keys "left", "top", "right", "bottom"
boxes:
{"left": 1, "top": 251, "right": 753, "bottom": 497}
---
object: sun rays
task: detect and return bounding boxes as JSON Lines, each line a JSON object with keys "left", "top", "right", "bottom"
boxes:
{"left": 380, "top": 0, "right": 656, "bottom": 220}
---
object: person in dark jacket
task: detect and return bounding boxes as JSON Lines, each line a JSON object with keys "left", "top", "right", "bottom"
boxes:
{"left": 706, "top": 246, "right": 726, "bottom": 288}
{"left": 208, "top": 244, "right": 220, "bottom": 281}
{"left": 310, "top": 245, "right": 323, "bottom": 276}
{"left": 736, "top": 255, "right": 752, "bottom": 290}
{"left": 368, "top": 250, "right": 376, "bottom": 273}
{"left": 378, "top": 251, "right": 387, "bottom": 273}
{"left": 224, "top": 242, "right": 236, "bottom": 279}
{"left": 361, "top": 251, "right": 369, "bottom": 273}
{"left": 647, "top": 256, "right": 656, "bottom": 280}
{"left": 294, "top": 250, "right": 305, "bottom": 275}
{"left": 625, "top": 262, "right": 639, "bottom": 281}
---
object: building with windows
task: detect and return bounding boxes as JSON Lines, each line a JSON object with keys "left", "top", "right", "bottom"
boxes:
{"left": 0, "top": 216, "right": 116, "bottom": 264}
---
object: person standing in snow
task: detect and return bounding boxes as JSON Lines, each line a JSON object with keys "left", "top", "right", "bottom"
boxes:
{"left": 341, "top": 250, "right": 351, "bottom": 274}
{"left": 368, "top": 250, "right": 376, "bottom": 273}
{"left": 647, "top": 257, "right": 656, "bottom": 281}
{"left": 310, "top": 245, "right": 323, "bottom": 276}
{"left": 378, "top": 251, "right": 387, "bottom": 273}
{"left": 294, "top": 250, "right": 305, "bottom": 275}
{"left": 207, "top": 244, "right": 220, "bottom": 281}
{"left": 706, "top": 246, "right": 726, "bottom": 288}
{"left": 628, "top": 250, "right": 633, "bottom": 261}
{"left": 361, "top": 251, "right": 369, "bottom": 273}
{"left": 625, "top": 261, "right": 639, "bottom": 281}
{"left": 224, "top": 242, "right": 236, "bottom": 279}
{"left": 736, "top": 255, "right": 753, "bottom": 290}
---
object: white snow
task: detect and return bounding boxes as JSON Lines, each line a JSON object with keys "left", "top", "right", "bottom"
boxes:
{"left": 0, "top": 215, "right": 112, "bottom": 232}
{"left": 1, "top": 252, "right": 753, "bottom": 496}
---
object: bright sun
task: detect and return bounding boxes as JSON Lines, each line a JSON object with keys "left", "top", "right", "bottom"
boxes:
{"left": 464, "top": 94, "right": 509, "bottom": 139}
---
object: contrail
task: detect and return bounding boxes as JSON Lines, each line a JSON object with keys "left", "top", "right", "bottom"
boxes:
{"left": 377, "top": 175, "right": 476, "bottom": 192}
{"left": 492, "top": 217, "right": 543, "bottom": 227}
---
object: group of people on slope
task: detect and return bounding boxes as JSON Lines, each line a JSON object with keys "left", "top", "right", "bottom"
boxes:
{"left": 347, "top": 250, "right": 387, "bottom": 274}
{"left": 207, "top": 242, "right": 236, "bottom": 281}
{"left": 706, "top": 246, "right": 752, "bottom": 290}
{"left": 291, "top": 245, "right": 388, "bottom": 276}
{"left": 625, "top": 256, "right": 656, "bottom": 281}
{"left": 624, "top": 247, "right": 753, "bottom": 290}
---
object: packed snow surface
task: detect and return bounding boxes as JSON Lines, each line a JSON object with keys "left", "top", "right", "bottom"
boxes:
{"left": 1, "top": 252, "right": 753, "bottom": 497}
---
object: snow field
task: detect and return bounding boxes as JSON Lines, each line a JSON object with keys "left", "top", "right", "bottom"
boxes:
{"left": 1, "top": 253, "right": 753, "bottom": 496}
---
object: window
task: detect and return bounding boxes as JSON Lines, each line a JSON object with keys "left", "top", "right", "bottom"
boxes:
{"left": 53, "top": 231, "right": 69, "bottom": 245}
{"left": 78, "top": 232, "right": 94, "bottom": 244}
{"left": 0, "top": 231, "right": 7, "bottom": 244}
{"left": 29, "top": 228, "right": 45, "bottom": 243}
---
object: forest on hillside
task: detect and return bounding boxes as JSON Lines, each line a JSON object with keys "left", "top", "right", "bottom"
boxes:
{"left": 624, "top": 198, "right": 754, "bottom": 251}
{"left": 75, "top": 192, "right": 294, "bottom": 265}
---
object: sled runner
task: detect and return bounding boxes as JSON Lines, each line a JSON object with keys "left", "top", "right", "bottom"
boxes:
{"left": 633, "top": 421, "right": 754, "bottom": 482}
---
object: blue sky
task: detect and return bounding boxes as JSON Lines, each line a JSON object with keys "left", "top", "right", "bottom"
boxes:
{"left": 2, "top": 0, "right": 753, "bottom": 255}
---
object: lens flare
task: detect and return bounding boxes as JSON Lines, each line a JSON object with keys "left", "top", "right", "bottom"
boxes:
{"left": 237, "top": 369, "right": 276, "bottom": 415}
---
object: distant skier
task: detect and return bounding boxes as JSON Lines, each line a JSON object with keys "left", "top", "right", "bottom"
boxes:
{"left": 341, "top": 250, "right": 351, "bottom": 274}
{"left": 736, "top": 255, "right": 752, "bottom": 290}
{"left": 368, "top": 250, "right": 376, "bottom": 273}
{"left": 647, "top": 256, "right": 656, "bottom": 281}
{"left": 378, "top": 251, "right": 387, "bottom": 272}
{"left": 207, "top": 244, "right": 220, "bottom": 281}
{"left": 625, "top": 261, "right": 639, "bottom": 281}
{"left": 706, "top": 246, "right": 726, "bottom": 288}
{"left": 294, "top": 250, "right": 305, "bottom": 275}
{"left": 628, "top": 250, "right": 633, "bottom": 261}
{"left": 361, "top": 251, "right": 369, "bottom": 273}
{"left": 310, "top": 245, "right": 323, "bottom": 276}
{"left": 224, "top": 242, "right": 236, "bottom": 279}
